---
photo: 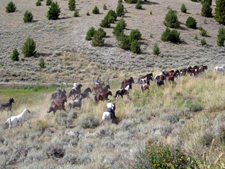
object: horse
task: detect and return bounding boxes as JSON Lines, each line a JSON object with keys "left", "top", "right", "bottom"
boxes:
{"left": 51, "top": 89, "right": 66, "bottom": 100}
{"left": 0, "top": 98, "right": 15, "bottom": 114}
{"left": 68, "top": 97, "right": 83, "bottom": 110}
{"left": 92, "top": 82, "right": 105, "bottom": 93}
{"left": 5, "top": 108, "right": 31, "bottom": 129}
{"left": 141, "top": 83, "right": 150, "bottom": 92}
{"left": 114, "top": 84, "right": 131, "bottom": 99}
{"left": 96, "top": 85, "right": 110, "bottom": 94}
{"left": 137, "top": 73, "right": 153, "bottom": 84}
{"left": 199, "top": 65, "right": 208, "bottom": 73}
{"left": 157, "top": 79, "right": 164, "bottom": 87}
{"left": 68, "top": 84, "right": 82, "bottom": 98}
{"left": 94, "top": 91, "right": 112, "bottom": 104}
{"left": 75, "top": 87, "right": 92, "bottom": 100}
{"left": 180, "top": 68, "right": 187, "bottom": 76}
{"left": 215, "top": 66, "right": 225, "bottom": 74}
{"left": 48, "top": 96, "right": 67, "bottom": 115}
{"left": 101, "top": 103, "right": 116, "bottom": 125}
{"left": 121, "top": 77, "right": 135, "bottom": 89}
{"left": 187, "top": 66, "right": 199, "bottom": 76}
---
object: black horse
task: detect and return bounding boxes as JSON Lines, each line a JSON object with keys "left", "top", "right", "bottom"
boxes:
{"left": 114, "top": 84, "right": 131, "bottom": 100}
{"left": 68, "top": 84, "right": 82, "bottom": 98}
{"left": 75, "top": 87, "right": 92, "bottom": 100}
{"left": 0, "top": 98, "right": 15, "bottom": 114}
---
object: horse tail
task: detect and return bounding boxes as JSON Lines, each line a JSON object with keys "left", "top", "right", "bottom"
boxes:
{"left": 141, "top": 85, "right": 144, "bottom": 92}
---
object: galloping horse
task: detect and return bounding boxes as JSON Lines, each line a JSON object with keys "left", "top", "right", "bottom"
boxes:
{"left": 92, "top": 82, "right": 105, "bottom": 93}
{"left": 5, "top": 108, "right": 30, "bottom": 129}
{"left": 101, "top": 103, "right": 116, "bottom": 125}
{"left": 0, "top": 98, "right": 15, "bottom": 114}
{"left": 68, "top": 97, "right": 83, "bottom": 110}
{"left": 48, "top": 96, "right": 67, "bottom": 114}
{"left": 114, "top": 84, "right": 131, "bottom": 99}
{"left": 215, "top": 66, "right": 225, "bottom": 74}
{"left": 137, "top": 73, "right": 153, "bottom": 84}
{"left": 141, "top": 83, "right": 150, "bottom": 92}
{"left": 68, "top": 84, "right": 82, "bottom": 98}
{"left": 121, "top": 77, "right": 135, "bottom": 89}
{"left": 51, "top": 89, "right": 66, "bottom": 100}
{"left": 96, "top": 85, "right": 110, "bottom": 94}
{"left": 94, "top": 91, "right": 112, "bottom": 104}
{"left": 75, "top": 87, "right": 92, "bottom": 100}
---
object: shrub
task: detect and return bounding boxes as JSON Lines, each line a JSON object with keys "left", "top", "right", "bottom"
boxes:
{"left": 214, "top": 0, "right": 225, "bottom": 25}
{"left": 47, "top": 1, "right": 61, "bottom": 20}
{"left": 73, "top": 9, "right": 79, "bottom": 17}
{"left": 106, "top": 10, "right": 117, "bottom": 23}
{"left": 39, "top": 58, "right": 45, "bottom": 68}
{"left": 150, "top": 11, "right": 152, "bottom": 15}
{"left": 97, "top": 28, "right": 106, "bottom": 38}
{"left": 113, "top": 19, "right": 126, "bottom": 38}
{"left": 125, "top": 0, "right": 137, "bottom": 3}
{"left": 119, "top": 35, "right": 131, "bottom": 50}
{"left": 201, "top": 38, "right": 207, "bottom": 45}
{"left": 130, "top": 40, "right": 141, "bottom": 54}
{"left": 36, "top": 0, "right": 41, "bottom": 6}
{"left": 11, "top": 49, "right": 19, "bottom": 61}
{"left": 46, "top": 0, "right": 52, "bottom": 6}
{"left": 195, "top": 35, "right": 199, "bottom": 40}
{"left": 201, "top": 2, "right": 212, "bottom": 17}
{"left": 77, "top": 114, "right": 99, "bottom": 128}
{"left": 23, "top": 11, "right": 33, "bottom": 23}
{"left": 217, "top": 27, "right": 225, "bottom": 46}
{"left": 153, "top": 44, "right": 160, "bottom": 56}
{"left": 188, "top": 102, "right": 203, "bottom": 111}
{"left": 103, "top": 4, "right": 107, "bottom": 10}
{"left": 135, "top": 0, "right": 142, "bottom": 9}
{"left": 34, "top": 120, "right": 49, "bottom": 133}
{"left": 46, "top": 143, "right": 65, "bottom": 158}
{"left": 86, "top": 12, "right": 90, "bottom": 16}
{"left": 100, "top": 17, "right": 110, "bottom": 28}
{"left": 116, "top": 2, "right": 125, "bottom": 17}
{"left": 92, "top": 6, "right": 99, "bottom": 14}
{"left": 118, "top": 18, "right": 127, "bottom": 29}
{"left": 22, "top": 37, "right": 36, "bottom": 57}
{"left": 68, "top": 0, "right": 76, "bottom": 11}
{"left": 86, "top": 27, "right": 95, "bottom": 40}
{"left": 186, "top": 17, "right": 197, "bottom": 29}
{"left": 164, "top": 9, "right": 180, "bottom": 28}
{"left": 200, "top": 28, "right": 207, "bottom": 36}
{"left": 161, "top": 28, "right": 180, "bottom": 43}
{"left": 92, "top": 31, "right": 104, "bottom": 46}
{"left": 181, "top": 3, "right": 187, "bottom": 13}
{"left": 200, "top": 131, "right": 214, "bottom": 147}
{"left": 133, "top": 141, "right": 199, "bottom": 169}
{"left": 129, "top": 29, "right": 142, "bottom": 42}
{"left": 6, "top": 1, "right": 16, "bottom": 13}
{"left": 201, "top": 0, "right": 212, "bottom": 5}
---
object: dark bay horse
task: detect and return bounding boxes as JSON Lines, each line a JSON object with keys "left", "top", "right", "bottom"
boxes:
{"left": 68, "top": 84, "right": 82, "bottom": 98}
{"left": 94, "top": 91, "right": 112, "bottom": 103}
{"left": 96, "top": 85, "right": 110, "bottom": 94}
{"left": 0, "top": 98, "right": 15, "bottom": 114}
{"left": 92, "top": 82, "right": 105, "bottom": 93}
{"left": 51, "top": 89, "right": 67, "bottom": 100}
{"left": 121, "top": 77, "right": 135, "bottom": 89}
{"left": 48, "top": 96, "right": 67, "bottom": 115}
{"left": 75, "top": 87, "right": 92, "bottom": 100}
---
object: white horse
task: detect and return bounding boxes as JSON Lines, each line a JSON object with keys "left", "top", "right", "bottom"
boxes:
{"left": 5, "top": 108, "right": 31, "bottom": 129}
{"left": 101, "top": 112, "right": 112, "bottom": 125}
{"left": 215, "top": 66, "right": 225, "bottom": 74}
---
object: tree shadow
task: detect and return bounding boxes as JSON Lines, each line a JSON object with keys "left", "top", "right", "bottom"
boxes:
{"left": 142, "top": 1, "right": 160, "bottom": 5}
{"left": 60, "top": 16, "right": 71, "bottom": 20}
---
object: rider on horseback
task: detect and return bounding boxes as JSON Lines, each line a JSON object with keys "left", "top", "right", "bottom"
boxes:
{"left": 106, "top": 100, "right": 116, "bottom": 119}
{"left": 96, "top": 77, "right": 102, "bottom": 88}
{"left": 73, "top": 82, "right": 77, "bottom": 90}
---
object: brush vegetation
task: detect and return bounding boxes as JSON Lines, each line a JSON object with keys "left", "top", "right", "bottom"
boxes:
{"left": 1, "top": 71, "right": 225, "bottom": 168}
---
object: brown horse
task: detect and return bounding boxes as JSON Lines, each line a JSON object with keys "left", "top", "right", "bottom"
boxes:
{"left": 92, "top": 82, "right": 105, "bottom": 93}
{"left": 94, "top": 91, "right": 112, "bottom": 103}
{"left": 137, "top": 73, "right": 153, "bottom": 84}
{"left": 141, "top": 83, "right": 150, "bottom": 92}
{"left": 96, "top": 85, "right": 110, "bottom": 94}
{"left": 48, "top": 96, "right": 67, "bottom": 115}
{"left": 121, "top": 77, "right": 135, "bottom": 89}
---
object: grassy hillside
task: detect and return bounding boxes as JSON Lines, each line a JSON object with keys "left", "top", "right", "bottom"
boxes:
{"left": 0, "top": 70, "right": 225, "bottom": 168}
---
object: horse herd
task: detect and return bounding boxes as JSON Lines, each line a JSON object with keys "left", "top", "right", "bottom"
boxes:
{"left": 2, "top": 64, "right": 225, "bottom": 128}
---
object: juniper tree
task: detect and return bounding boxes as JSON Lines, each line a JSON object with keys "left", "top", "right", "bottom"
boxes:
{"left": 68, "top": 0, "right": 76, "bottom": 11}
{"left": 47, "top": 1, "right": 61, "bottom": 20}
{"left": 6, "top": 1, "right": 16, "bottom": 13}
{"left": 214, "top": 0, "right": 225, "bottom": 24}
{"left": 23, "top": 11, "right": 33, "bottom": 23}
{"left": 164, "top": 9, "right": 180, "bottom": 28}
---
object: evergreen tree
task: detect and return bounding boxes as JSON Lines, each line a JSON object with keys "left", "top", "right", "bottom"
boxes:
{"left": 103, "top": 4, "right": 107, "bottom": 10}
{"left": 23, "top": 11, "right": 33, "bottom": 23}
{"left": 86, "top": 27, "right": 95, "bottom": 41}
{"left": 119, "top": 35, "right": 130, "bottom": 50}
{"left": 164, "top": 9, "right": 180, "bottom": 28}
{"left": 11, "top": 49, "right": 19, "bottom": 61}
{"left": 181, "top": 4, "right": 187, "bottom": 13}
{"left": 116, "top": 2, "right": 125, "bottom": 17}
{"left": 201, "top": 2, "right": 212, "bottom": 17}
{"left": 135, "top": 0, "right": 142, "bottom": 9}
{"left": 22, "top": 37, "right": 36, "bottom": 57}
{"left": 47, "top": 1, "right": 61, "bottom": 20}
{"left": 74, "top": 9, "right": 79, "bottom": 17}
{"left": 153, "top": 44, "right": 160, "bottom": 56}
{"left": 6, "top": 1, "right": 16, "bottom": 13}
{"left": 39, "top": 58, "right": 45, "bottom": 68}
{"left": 68, "top": 0, "right": 76, "bottom": 11}
{"left": 130, "top": 40, "right": 141, "bottom": 53}
{"left": 186, "top": 17, "right": 197, "bottom": 28}
{"left": 92, "top": 6, "right": 99, "bottom": 14}
{"left": 46, "top": 0, "right": 52, "bottom": 6}
{"left": 217, "top": 27, "right": 225, "bottom": 46}
{"left": 214, "top": 0, "right": 225, "bottom": 24}
{"left": 129, "top": 29, "right": 142, "bottom": 42}
{"left": 92, "top": 30, "right": 104, "bottom": 46}
{"left": 36, "top": 0, "right": 41, "bottom": 6}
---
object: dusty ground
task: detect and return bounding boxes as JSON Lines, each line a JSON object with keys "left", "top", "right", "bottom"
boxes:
{"left": 0, "top": 0, "right": 224, "bottom": 83}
